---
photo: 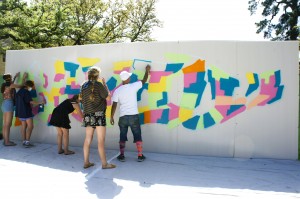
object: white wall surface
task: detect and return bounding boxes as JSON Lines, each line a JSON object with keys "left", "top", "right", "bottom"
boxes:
{"left": 6, "top": 41, "right": 299, "bottom": 159}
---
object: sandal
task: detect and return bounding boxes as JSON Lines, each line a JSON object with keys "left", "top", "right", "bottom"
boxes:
{"left": 3, "top": 141, "right": 17, "bottom": 146}
{"left": 84, "top": 162, "right": 95, "bottom": 169}
{"left": 64, "top": 150, "right": 75, "bottom": 155}
{"left": 102, "top": 163, "right": 116, "bottom": 169}
{"left": 58, "top": 149, "right": 64, "bottom": 154}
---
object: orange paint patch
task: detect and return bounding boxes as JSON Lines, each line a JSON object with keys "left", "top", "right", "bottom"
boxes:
{"left": 182, "top": 59, "right": 205, "bottom": 74}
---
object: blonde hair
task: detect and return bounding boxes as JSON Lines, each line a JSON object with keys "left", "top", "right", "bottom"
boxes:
{"left": 87, "top": 66, "right": 101, "bottom": 101}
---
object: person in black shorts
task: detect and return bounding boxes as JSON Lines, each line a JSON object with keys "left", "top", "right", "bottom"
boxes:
{"left": 49, "top": 94, "right": 83, "bottom": 155}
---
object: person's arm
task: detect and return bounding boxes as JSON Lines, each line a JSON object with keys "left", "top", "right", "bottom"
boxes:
{"left": 141, "top": 64, "right": 151, "bottom": 85}
{"left": 73, "top": 103, "right": 84, "bottom": 118}
{"left": 30, "top": 100, "right": 45, "bottom": 106}
{"left": 11, "top": 72, "right": 28, "bottom": 89}
{"left": 110, "top": 101, "right": 118, "bottom": 125}
{"left": 12, "top": 72, "right": 20, "bottom": 83}
{"left": 101, "top": 77, "right": 111, "bottom": 101}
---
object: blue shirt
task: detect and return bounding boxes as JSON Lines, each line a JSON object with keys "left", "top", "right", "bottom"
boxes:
{"left": 15, "top": 88, "right": 33, "bottom": 118}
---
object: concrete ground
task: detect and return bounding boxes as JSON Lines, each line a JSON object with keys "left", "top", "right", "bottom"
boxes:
{"left": 0, "top": 142, "right": 300, "bottom": 199}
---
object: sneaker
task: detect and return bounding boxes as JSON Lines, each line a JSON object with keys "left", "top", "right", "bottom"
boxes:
{"left": 23, "top": 141, "right": 34, "bottom": 148}
{"left": 138, "top": 154, "right": 146, "bottom": 162}
{"left": 117, "top": 154, "right": 125, "bottom": 162}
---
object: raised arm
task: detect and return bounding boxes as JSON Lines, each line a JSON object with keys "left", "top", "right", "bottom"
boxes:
{"left": 141, "top": 64, "right": 151, "bottom": 85}
{"left": 101, "top": 77, "right": 111, "bottom": 101}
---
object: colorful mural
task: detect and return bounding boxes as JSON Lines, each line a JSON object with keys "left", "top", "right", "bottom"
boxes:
{"left": 13, "top": 55, "right": 284, "bottom": 131}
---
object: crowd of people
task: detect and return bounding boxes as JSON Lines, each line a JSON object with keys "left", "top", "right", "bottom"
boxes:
{"left": 0, "top": 64, "right": 151, "bottom": 169}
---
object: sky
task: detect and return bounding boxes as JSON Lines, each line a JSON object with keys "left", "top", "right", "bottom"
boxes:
{"left": 151, "top": 0, "right": 267, "bottom": 41}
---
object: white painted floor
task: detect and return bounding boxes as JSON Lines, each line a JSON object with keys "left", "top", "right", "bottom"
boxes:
{"left": 0, "top": 142, "right": 300, "bottom": 199}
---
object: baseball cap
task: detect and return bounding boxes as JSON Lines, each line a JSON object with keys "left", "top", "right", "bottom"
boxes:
{"left": 120, "top": 71, "right": 132, "bottom": 81}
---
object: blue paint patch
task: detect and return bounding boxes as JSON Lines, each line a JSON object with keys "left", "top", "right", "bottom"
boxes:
{"left": 82, "top": 67, "right": 90, "bottom": 73}
{"left": 227, "top": 105, "right": 245, "bottom": 115}
{"left": 207, "top": 70, "right": 216, "bottom": 99}
{"left": 157, "top": 109, "right": 169, "bottom": 124}
{"left": 165, "top": 63, "right": 184, "bottom": 73}
{"left": 137, "top": 83, "right": 148, "bottom": 101}
{"left": 139, "top": 113, "right": 145, "bottom": 125}
{"left": 129, "top": 74, "right": 138, "bottom": 83}
{"left": 182, "top": 115, "right": 200, "bottom": 130}
{"left": 274, "top": 70, "right": 281, "bottom": 87}
{"left": 245, "top": 73, "right": 259, "bottom": 97}
{"left": 64, "top": 62, "right": 79, "bottom": 77}
{"left": 65, "top": 85, "right": 80, "bottom": 94}
{"left": 107, "top": 77, "right": 117, "bottom": 91}
{"left": 267, "top": 85, "right": 284, "bottom": 104}
{"left": 220, "top": 77, "right": 239, "bottom": 96}
{"left": 157, "top": 92, "right": 168, "bottom": 107}
{"left": 203, "top": 113, "right": 215, "bottom": 128}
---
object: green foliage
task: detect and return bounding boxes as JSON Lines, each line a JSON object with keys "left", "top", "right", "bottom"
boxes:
{"left": 0, "top": 0, "right": 162, "bottom": 51}
{"left": 248, "top": 0, "right": 299, "bottom": 41}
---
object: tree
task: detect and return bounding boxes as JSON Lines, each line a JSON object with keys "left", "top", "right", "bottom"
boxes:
{"left": 0, "top": 0, "right": 162, "bottom": 50}
{"left": 248, "top": 0, "right": 299, "bottom": 41}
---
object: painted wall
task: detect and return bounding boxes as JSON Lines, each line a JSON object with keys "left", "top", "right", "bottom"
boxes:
{"left": 6, "top": 41, "right": 299, "bottom": 159}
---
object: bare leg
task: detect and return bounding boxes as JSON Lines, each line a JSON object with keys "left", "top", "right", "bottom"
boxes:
{"left": 83, "top": 127, "right": 94, "bottom": 166}
{"left": 95, "top": 126, "right": 107, "bottom": 166}
{"left": 25, "top": 118, "right": 34, "bottom": 141}
{"left": 56, "top": 127, "right": 63, "bottom": 153}
{"left": 62, "top": 128, "right": 74, "bottom": 155}
{"left": 2, "top": 111, "right": 13, "bottom": 145}
{"left": 20, "top": 120, "right": 27, "bottom": 142}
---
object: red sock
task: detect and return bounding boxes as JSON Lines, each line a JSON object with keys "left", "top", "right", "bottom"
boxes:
{"left": 136, "top": 141, "right": 143, "bottom": 156}
{"left": 119, "top": 141, "right": 126, "bottom": 155}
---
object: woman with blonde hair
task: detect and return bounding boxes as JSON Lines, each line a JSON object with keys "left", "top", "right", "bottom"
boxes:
{"left": 80, "top": 66, "right": 116, "bottom": 169}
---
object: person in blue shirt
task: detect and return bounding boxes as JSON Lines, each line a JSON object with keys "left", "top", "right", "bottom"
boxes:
{"left": 15, "top": 80, "right": 45, "bottom": 148}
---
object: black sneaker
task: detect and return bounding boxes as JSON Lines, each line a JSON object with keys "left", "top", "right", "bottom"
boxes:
{"left": 117, "top": 154, "right": 125, "bottom": 162}
{"left": 138, "top": 154, "right": 146, "bottom": 162}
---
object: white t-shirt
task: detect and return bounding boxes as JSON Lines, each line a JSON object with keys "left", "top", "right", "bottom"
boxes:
{"left": 112, "top": 81, "right": 142, "bottom": 117}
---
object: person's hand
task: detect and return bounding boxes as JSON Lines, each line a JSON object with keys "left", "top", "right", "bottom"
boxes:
{"left": 110, "top": 117, "right": 114, "bottom": 125}
{"left": 146, "top": 65, "right": 151, "bottom": 73}
{"left": 23, "top": 72, "right": 28, "bottom": 79}
{"left": 101, "top": 77, "right": 106, "bottom": 85}
{"left": 14, "top": 72, "right": 20, "bottom": 78}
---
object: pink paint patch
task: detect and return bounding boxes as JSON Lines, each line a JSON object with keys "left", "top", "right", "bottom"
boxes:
{"left": 184, "top": 73, "right": 197, "bottom": 88}
{"left": 54, "top": 96, "right": 60, "bottom": 106}
{"left": 216, "top": 105, "right": 246, "bottom": 123}
{"left": 43, "top": 73, "right": 48, "bottom": 88}
{"left": 168, "top": 103, "right": 179, "bottom": 120}
{"left": 32, "top": 106, "right": 39, "bottom": 115}
{"left": 71, "top": 112, "right": 82, "bottom": 122}
{"left": 114, "top": 67, "right": 131, "bottom": 74}
{"left": 54, "top": 74, "right": 65, "bottom": 82}
{"left": 215, "top": 81, "right": 225, "bottom": 96}
{"left": 59, "top": 87, "right": 65, "bottom": 95}
{"left": 47, "top": 114, "right": 52, "bottom": 124}
{"left": 215, "top": 105, "right": 230, "bottom": 117}
{"left": 149, "top": 71, "right": 172, "bottom": 83}
{"left": 258, "top": 75, "right": 277, "bottom": 105}
{"left": 70, "top": 81, "right": 81, "bottom": 89}
{"left": 149, "top": 109, "right": 163, "bottom": 123}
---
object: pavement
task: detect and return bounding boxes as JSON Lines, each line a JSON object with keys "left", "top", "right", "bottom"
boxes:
{"left": 0, "top": 141, "right": 300, "bottom": 199}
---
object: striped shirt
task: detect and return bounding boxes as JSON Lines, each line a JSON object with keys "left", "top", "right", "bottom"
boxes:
{"left": 80, "top": 81, "right": 108, "bottom": 114}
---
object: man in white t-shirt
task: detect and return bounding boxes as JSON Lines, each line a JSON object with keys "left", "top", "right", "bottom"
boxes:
{"left": 110, "top": 65, "right": 151, "bottom": 162}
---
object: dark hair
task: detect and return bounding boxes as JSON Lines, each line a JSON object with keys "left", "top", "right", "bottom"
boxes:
{"left": 24, "top": 80, "right": 34, "bottom": 88}
{"left": 1, "top": 74, "right": 12, "bottom": 93}
{"left": 70, "top": 94, "right": 79, "bottom": 103}
{"left": 3, "top": 73, "right": 12, "bottom": 81}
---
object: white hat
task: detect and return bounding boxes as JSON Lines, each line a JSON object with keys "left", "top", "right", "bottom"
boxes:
{"left": 120, "top": 71, "right": 132, "bottom": 81}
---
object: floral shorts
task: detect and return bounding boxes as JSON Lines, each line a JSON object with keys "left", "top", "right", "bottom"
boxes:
{"left": 82, "top": 111, "right": 106, "bottom": 127}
